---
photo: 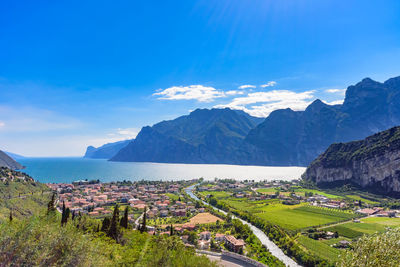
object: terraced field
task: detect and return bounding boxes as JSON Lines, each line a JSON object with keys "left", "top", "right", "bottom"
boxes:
{"left": 296, "top": 235, "right": 340, "bottom": 262}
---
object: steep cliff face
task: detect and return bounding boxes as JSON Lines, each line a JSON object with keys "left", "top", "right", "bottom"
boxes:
{"left": 84, "top": 139, "right": 132, "bottom": 159}
{"left": 303, "top": 127, "right": 400, "bottom": 196}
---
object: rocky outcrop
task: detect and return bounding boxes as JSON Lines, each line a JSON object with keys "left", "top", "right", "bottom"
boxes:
{"left": 84, "top": 139, "right": 133, "bottom": 159}
{"left": 0, "top": 150, "right": 23, "bottom": 170}
{"left": 302, "top": 126, "right": 400, "bottom": 196}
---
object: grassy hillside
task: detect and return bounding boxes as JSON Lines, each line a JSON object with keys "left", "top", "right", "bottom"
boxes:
{"left": 0, "top": 167, "right": 51, "bottom": 222}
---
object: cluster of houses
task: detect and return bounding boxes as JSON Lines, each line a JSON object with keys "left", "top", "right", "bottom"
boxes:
{"left": 47, "top": 180, "right": 205, "bottom": 221}
{"left": 356, "top": 207, "right": 398, "bottom": 217}
{"left": 178, "top": 230, "right": 245, "bottom": 253}
{"left": 0, "top": 167, "right": 34, "bottom": 183}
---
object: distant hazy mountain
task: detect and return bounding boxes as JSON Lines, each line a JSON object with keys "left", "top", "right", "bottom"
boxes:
{"left": 302, "top": 126, "right": 400, "bottom": 196}
{"left": 0, "top": 150, "right": 24, "bottom": 170}
{"left": 240, "top": 76, "right": 400, "bottom": 166}
{"left": 84, "top": 139, "right": 133, "bottom": 159}
{"left": 4, "top": 151, "right": 25, "bottom": 160}
{"left": 111, "top": 108, "right": 263, "bottom": 164}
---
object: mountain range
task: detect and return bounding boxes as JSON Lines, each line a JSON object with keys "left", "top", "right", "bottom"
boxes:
{"left": 111, "top": 108, "right": 263, "bottom": 164}
{"left": 86, "top": 75, "right": 400, "bottom": 166}
{"left": 240, "top": 76, "right": 400, "bottom": 166}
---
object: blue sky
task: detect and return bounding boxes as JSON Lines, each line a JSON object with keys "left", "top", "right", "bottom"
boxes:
{"left": 1, "top": 0, "right": 400, "bottom": 156}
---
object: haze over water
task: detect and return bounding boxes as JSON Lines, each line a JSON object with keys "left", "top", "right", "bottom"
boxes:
{"left": 19, "top": 158, "right": 305, "bottom": 184}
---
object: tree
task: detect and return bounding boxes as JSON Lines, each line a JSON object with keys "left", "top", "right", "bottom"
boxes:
{"left": 108, "top": 204, "right": 120, "bottom": 241}
{"left": 65, "top": 208, "right": 70, "bottom": 224}
{"left": 170, "top": 224, "right": 173, "bottom": 236}
{"left": 47, "top": 193, "right": 56, "bottom": 214}
{"left": 339, "top": 228, "right": 400, "bottom": 266}
{"left": 9, "top": 209, "right": 12, "bottom": 222}
{"left": 61, "top": 201, "right": 65, "bottom": 226}
{"left": 140, "top": 207, "right": 147, "bottom": 233}
{"left": 101, "top": 217, "right": 111, "bottom": 232}
{"left": 188, "top": 231, "right": 197, "bottom": 245}
{"left": 120, "top": 206, "right": 129, "bottom": 229}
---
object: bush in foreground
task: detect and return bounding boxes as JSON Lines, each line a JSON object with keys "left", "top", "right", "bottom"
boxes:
{"left": 338, "top": 227, "right": 400, "bottom": 267}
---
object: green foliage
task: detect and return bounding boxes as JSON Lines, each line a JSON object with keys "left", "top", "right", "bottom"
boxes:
{"left": 120, "top": 206, "right": 129, "bottom": 229}
{"left": 140, "top": 206, "right": 147, "bottom": 233}
{"left": 47, "top": 193, "right": 56, "bottom": 214}
{"left": 0, "top": 215, "right": 216, "bottom": 267}
{"left": 338, "top": 227, "right": 400, "bottom": 267}
{"left": 107, "top": 204, "right": 120, "bottom": 242}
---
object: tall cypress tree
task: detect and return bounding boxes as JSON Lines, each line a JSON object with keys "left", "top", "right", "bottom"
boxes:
{"left": 65, "top": 207, "right": 70, "bottom": 225}
{"left": 140, "top": 207, "right": 147, "bottom": 233}
{"left": 47, "top": 193, "right": 56, "bottom": 214}
{"left": 9, "top": 209, "right": 12, "bottom": 222}
{"left": 170, "top": 224, "right": 173, "bottom": 236}
{"left": 108, "top": 204, "right": 120, "bottom": 241}
{"left": 120, "top": 206, "right": 129, "bottom": 229}
{"left": 101, "top": 217, "right": 111, "bottom": 232}
{"left": 61, "top": 201, "right": 66, "bottom": 226}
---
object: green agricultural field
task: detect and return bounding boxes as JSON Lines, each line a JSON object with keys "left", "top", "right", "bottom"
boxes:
{"left": 294, "top": 188, "right": 341, "bottom": 199}
{"left": 198, "top": 190, "right": 231, "bottom": 198}
{"left": 296, "top": 235, "right": 340, "bottom": 262}
{"left": 256, "top": 188, "right": 279, "bottom": 194}
{"left": 220, "top": 198, "right": 270, "bottom": 213}
{"left": 325, "top": 225, "right": 363, "bottom": 239}
{"left": 345, "top": 195, "right": 379, "bottom": 205}
{"left": 361, "top": 216, "right": 400, "bottom": 226}
{"left": 325, "top": 218, "right": 397, "bottom": 239}
{"left": 254, "top": 204, "right": 357, "bottom": 230}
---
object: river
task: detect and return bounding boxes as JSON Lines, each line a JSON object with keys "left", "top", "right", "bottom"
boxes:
{"left": 185, "top": 185, "right": 300, "bottom": 267}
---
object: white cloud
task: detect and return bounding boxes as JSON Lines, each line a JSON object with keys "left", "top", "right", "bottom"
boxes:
{"left": 116, "top": 127, "right": 139, "bottom": 137}
{"left": 325, "top": 88, "right": 346, "bottom": 95}
{"left": 0, "top": 122, "right": 4, "bottom": 127}
{"left": 238, "top": 84, "right": 256, "bottom": 89}
{"left": 225, "top": 90, "right": 245, "bottom": 96}
{"left": 323, "top": 99, "right": 344, "bottom": 105}
{"left": 153, "top": 85, "right": 225, "bottom": 102}
{"left": 215, "top": 90, "right": 315, "bottom": 117}
{"left": 260, "top": 81, "right": 277, "bottom": 88}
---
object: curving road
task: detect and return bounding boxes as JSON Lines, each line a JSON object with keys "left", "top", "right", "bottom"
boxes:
{"left": 185, "top": 185, "right": 300, "bottom": 267}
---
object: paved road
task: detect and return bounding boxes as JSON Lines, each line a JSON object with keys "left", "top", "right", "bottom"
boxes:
{"left": 206, "top": 255, "right": 244, "bottom": 267}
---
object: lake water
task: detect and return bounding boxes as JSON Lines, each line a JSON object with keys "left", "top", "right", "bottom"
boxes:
{"left": 18, "top": 157, "right": 306, "bottom": 183}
